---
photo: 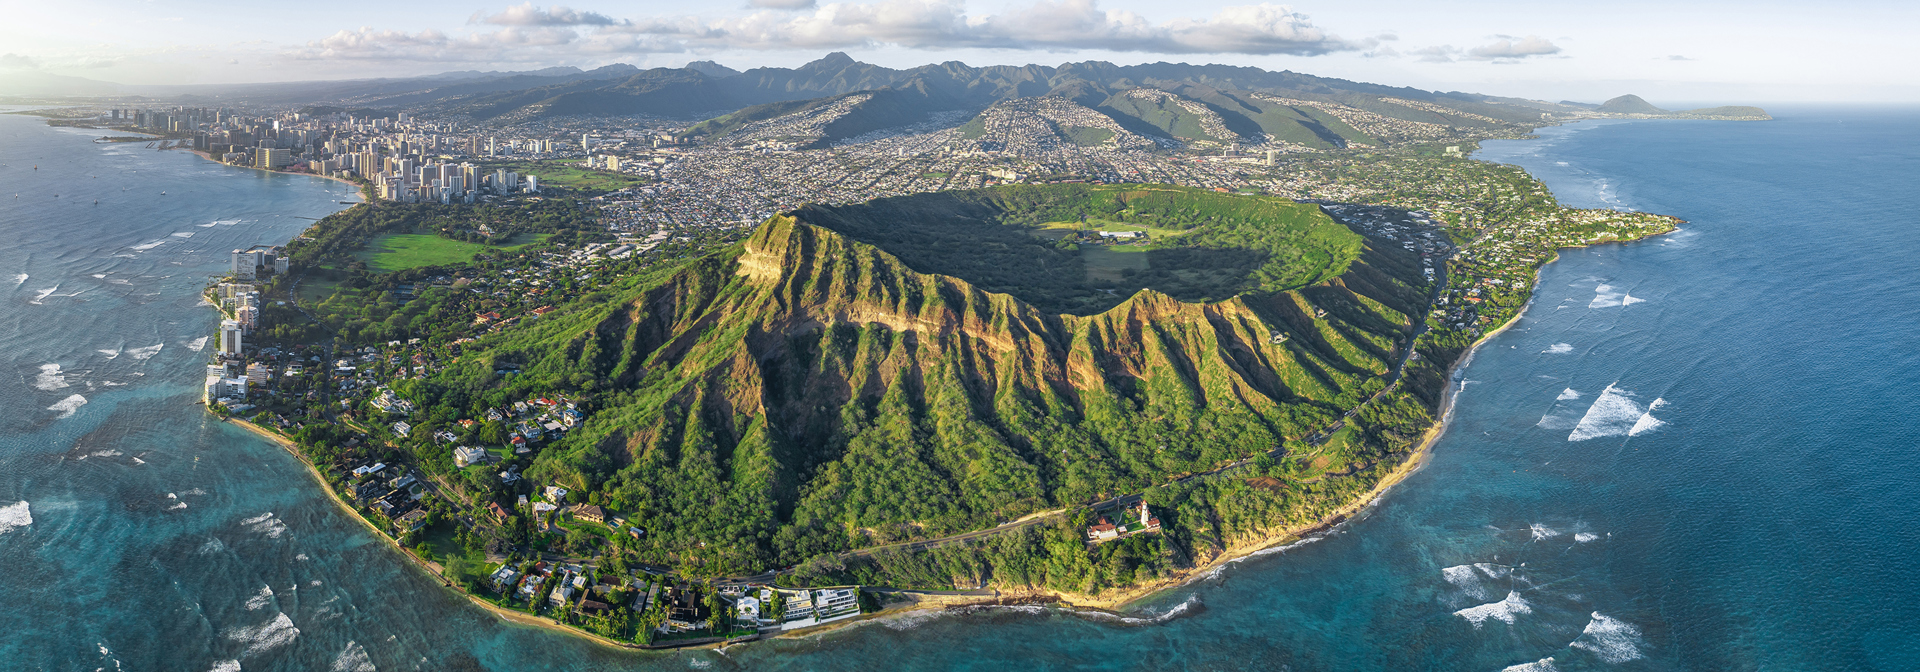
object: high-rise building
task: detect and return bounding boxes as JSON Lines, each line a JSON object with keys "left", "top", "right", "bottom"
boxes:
{"left": 220, "top": 320, "right": 244, "bottom": 356}
{"left": 230, "top": 250, "right": 256, "bottom": 280}
{"left": 255, "top": 148, "right": 291, "bottom": 170}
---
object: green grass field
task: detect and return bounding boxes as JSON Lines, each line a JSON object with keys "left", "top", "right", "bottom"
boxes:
{"left": 356, "top": 234, "right": 492, "bottom": 272}
{"left": 480, "top": 160, "right": 649, "bottom": 192}
{"left": 355, "top": 233, "right": 551, "bottom": 273}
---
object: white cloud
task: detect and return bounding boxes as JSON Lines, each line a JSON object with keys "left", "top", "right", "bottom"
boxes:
{"left": 290, "top": 0, "right": 1358, "bottom": 63}
{"left": 1463, "top": 35, "right": 1560, "bottom": 60}
{"left": 1400, "top": 34, "right": 1559, "bottom": 63}
{"left": 0, "top": 53, "right": 38, "bottom": 69}
{"left": 472, "top": 3, "right": 619, "bottom": 26}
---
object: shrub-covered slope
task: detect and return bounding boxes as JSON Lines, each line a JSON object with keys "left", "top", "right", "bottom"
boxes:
{"left": 443, "top": 187, "right": 1430, "bottom": 571}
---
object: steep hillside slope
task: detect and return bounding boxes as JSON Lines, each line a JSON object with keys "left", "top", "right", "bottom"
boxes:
{"left": 445, "top": 186, "right": 1432, "bottom": 569}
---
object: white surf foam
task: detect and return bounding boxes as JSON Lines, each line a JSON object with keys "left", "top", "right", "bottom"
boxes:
{"left": 126, "top": 343, "right": 163, "bottom": 360}
{"left": 1500, "top": 657, "right": 1559, "bottom": 672}
{"left": 246, "top": 585, "right": 274, "bottom": 611}
{"left": 168, "top": 502, "right": 188, "bottom": 510}
{"left": 294, "top": 553, "right": 309, "bottom": 562}
{"left": 171, "top": 231, "right": 195, "bottom": 238}
{"left": 1569, "top": 611, "right": 1645, "bottom": 663}
{"left": 1556, "top": 388, "right": 1580, "bottom": 401}
{"left": 331, "top": 641, "right": 375, "bottom": 672}
{"left": 129, "top": 240, "right": 166, "bottom": 251}
{"left": 1574, "top": 532, "right": 1599, "bottom": 543}
{"left": 199, "top": 538, "right": 225, "bottom": 555}
{"left": 11, "top": 273, "right": 24, "bottom": 288}
{"left": 1453, "top": 591, "right": 1532, "bottom": 628}
{"left": 1441, "top": 563, "right": 1511, "bottom": 601}
{"left": 1530, "top": 523, "right": 1561, "bottom": 541}
{"left": 1621, "top": 292, "right": 1646, "bottom": 306}
{"left": 1569, "top": 384, "right": 1662, "bottom": 441}
{"left": 242, "top": 512, "right": 288, "bottom": 539}
{"left": 34, "top": 364, "right": 69, "bottom": 390}
{"left": 0, "top": 501, "right": 31, "bottom": 534}
{"left": 1628, "top": 398, "right": 1668, "bottom": 436}
{"left": 1543, "top": 343, "right": 1573, "bottom": 355}
{"left": 186, "top": 336, "right": 210, "bottom": 352}
{"left": 225, "top": 612, "right": 299, "bottom": 657}
{"left": 207, "top": 660, "right": 240, "bottom": 672}
{"left": 1588, "top": 284, "right": 1623, "bottom": 308}
{"left": 98, "top": 348, "right": 120, "bottom": 359}
{"left": 31, "top": 285, "right": 59, "bottom": 304}
{"left": 199, "top": 222, "right": 218, "bottom": 228}
{"left": 49, "top": 394, "right": 88, "bottom": 419}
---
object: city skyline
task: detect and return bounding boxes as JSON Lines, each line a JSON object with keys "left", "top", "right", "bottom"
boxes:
{"left": 1, "top": 0, "right": 1914, "bottom": 103}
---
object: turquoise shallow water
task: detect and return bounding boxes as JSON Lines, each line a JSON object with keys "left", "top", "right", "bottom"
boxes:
{"left": 2, "top": 107, "right": 1916, "bottom": 671}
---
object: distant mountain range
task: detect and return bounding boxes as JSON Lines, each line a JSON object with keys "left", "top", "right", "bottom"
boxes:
{"left": 0, "top": 53, "right": 1769, "bottom": 136}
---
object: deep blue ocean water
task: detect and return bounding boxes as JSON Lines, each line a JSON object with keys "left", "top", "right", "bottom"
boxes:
{"left": 2, "top": 107, "right": 1915, "bottom": 671}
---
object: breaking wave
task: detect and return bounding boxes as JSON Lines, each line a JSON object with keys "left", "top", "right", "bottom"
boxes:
{"left": 241, "top": 512, "right": 288, "bottom": 539}
{"left": 126, "top": 343, "right": 163, "bottom": 360}
{"left": 1629, "top": 398, "right": 1668, "bottom": 436}
{"left": 34, "top": 364, "right": 68, "bottom": 390}
{"left": 49, "top": 394, "right": 88, "bottom": 419}
{"left": 31, "top": 285, "right": 58, "bottom": 304}
{"left": 1570, "top": 611, "right": 1646, "bottom": 663}
{"left": 11, "top": 273, "right": 24, "bottom": 288}
{"left": 1500, "top": 657, "right": 1559, "bottom": 672}
{"left": 1453, "top": 591, "right": 1532, "bottom": 628}
{"left": 186, "top": 336, "right": 210, "bottom": 352}
{"left": 207, "top": 661, "right": 240, "bottom": 672}
{"left": 1588, "top": 284, "right": 1623, "bottom": 308}
{"left": 245, "top": 585, "right": 274, "bottom": 611}
{"left": 331, "top": 641, "right": 375, "bottom": 672}
{"left": 1569, "top": 385, "right": 1666, "bottom": 441}
{"left": 1530, "top": 523, "right": 1561, "bottom": 540}
{"left": 1543, "top": 343, "right": 1574, "bottom": 354}
{"left": 225, "top": 612, "right": 299, "bottom": 657}
{"left": 1556, "top": 388, "right": 1580, "bottom": 401}
{"left": 0, "top": 501, "right": 32, "bottom": 534}
{"left": 1442, "top": 563, "right": 1511, "bottom": 601}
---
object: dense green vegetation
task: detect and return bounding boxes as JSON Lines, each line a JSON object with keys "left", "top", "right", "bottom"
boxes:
{"left": 394, "top": 184, "right": 1431, "bottom": 582}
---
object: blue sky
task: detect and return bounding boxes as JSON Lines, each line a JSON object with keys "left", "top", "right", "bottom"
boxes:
{"left": 1, "top": 0, "right": 1913, "bottom": 102}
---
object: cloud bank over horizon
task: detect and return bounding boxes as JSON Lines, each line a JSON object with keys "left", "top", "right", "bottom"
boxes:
{"left": 295, "top": 1, "right": 1374, "bottom": 64}
{"left": 0, "top": 0, "right": 1910, "bottom": 103}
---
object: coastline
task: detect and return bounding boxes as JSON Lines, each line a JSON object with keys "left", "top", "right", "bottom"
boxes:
{"left": 186, "top": 148, "right": 369, "bottom": 197}
{"left": 948, "top": 226, "right": 1667, "bottom": 618}
{"left": 223, "top": 417, "right": 659, "bottom": 650}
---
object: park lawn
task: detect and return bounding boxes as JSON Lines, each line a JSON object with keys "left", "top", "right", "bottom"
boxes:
{"left": 481, "top": 160, "right": 649, "bottom": 191}
{"left": 496, "top": 232, "right": 551, "bottom": 250}
{"left": 1079, "top": 244, "right": 1151, "bottom": 283}
{"left": 357, "top": 234, "right": 492, "bottom": 272}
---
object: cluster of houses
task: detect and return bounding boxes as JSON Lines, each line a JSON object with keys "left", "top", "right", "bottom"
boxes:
{"left": 345, "top": 460, "right": 430, "bottom": 532}
{"left": 1086, "top": 501, "right": 1162, "bottom": 543}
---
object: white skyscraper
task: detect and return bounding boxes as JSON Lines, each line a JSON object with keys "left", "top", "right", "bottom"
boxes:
{"left": 582, "top": 133, "right": 590, "bottom": 152}
{"left": 220, "top": 320, "right": 244, "bottom": 355}
{"left": 230, "top": 249, "right": 256, "bottom": 280}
